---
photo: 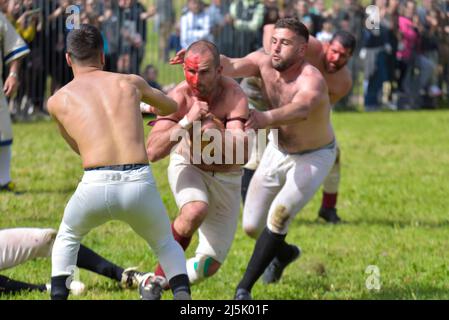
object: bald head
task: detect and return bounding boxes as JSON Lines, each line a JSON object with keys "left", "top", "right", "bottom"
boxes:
{"left": 185, "top": 40, "right": 220, "bottom": 67}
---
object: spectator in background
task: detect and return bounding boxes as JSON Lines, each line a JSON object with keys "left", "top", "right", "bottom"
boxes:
{"left": 417, "top": 0, "right": 442, "bottom": 98}
{"left": 180, "top": 0, "right": 212, "bottom": 49}
{"left": 396, "top": 0, "right": 436, "bottom": 109}
{"left": 292, "top": 0, "right": 315, "bottom": 34}
{"left": 360, "top": 0, "right": 390, "bottom": 111}
{"left": 316, "top": 17, "right": 333, "bottom": 43}
{"left": 167, "top": 22, "right": 182, "bottom": 57}
{"left": 156, "top": 0, "right": 175, "bottom": 62}
{"left": 207, "top": 0, "right": 234, "bottom": 57}
{"left": 100, "top": 0, "right": 120, "bottom": 72}
{"left": 142, "top": 64, "right": 162, "bottom": 91}
{"left": 229, "top": 0, "right": 264, "bottom": 57}
{"left": 117, "top": 0, "right": 146, "bottom": 75}
{"left": 5, "top": 0, "right": 44, "bottom": 120}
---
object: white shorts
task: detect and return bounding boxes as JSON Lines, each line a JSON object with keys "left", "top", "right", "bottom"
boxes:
{"left": 243, "top": 140, "right": 337, "bottom": 235}
{"left": 0, "top": 228, "right": 56, "bottom": 271}
{"left": 0, "top": 101, "right": 13, "bottom": 145}
{"left": 168, "top": 153, "right": 242, "bottom": 263}
{"left": 51, "top": 165, "right": 187, "bottom": 280}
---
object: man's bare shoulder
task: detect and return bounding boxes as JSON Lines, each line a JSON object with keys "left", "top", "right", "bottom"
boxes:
{"left": 47, "top": 85, "right": 72, "bottom": 115}
{"left": 295, "top": 63, "right": 329, "bottom": 97}
{"left": 221, "top": 76, "right": 247, "bottom": 98}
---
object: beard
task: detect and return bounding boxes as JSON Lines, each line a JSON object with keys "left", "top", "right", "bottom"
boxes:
{"left": 272, "top": 56, "right": 296, "bottom": 72}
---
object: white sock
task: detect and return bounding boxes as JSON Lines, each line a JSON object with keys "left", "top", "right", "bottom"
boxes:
{"left": 0, "top": 145, "right": 12, "bottom": 185}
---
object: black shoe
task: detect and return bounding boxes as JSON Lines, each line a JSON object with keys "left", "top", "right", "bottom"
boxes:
{"left": 262, "top": 245, "right": 301, "bottom": 284}
{"left": 139, "top": 273, "right": 167, "bottom": 300}
{"left": 318, "top": 207, "right": 341, "bottom": 224}
{"left": 0, "top": 181, "right": 16, "bottom": 192}
{"left": 234, "top": 288, "right": 252, "bottom": 300}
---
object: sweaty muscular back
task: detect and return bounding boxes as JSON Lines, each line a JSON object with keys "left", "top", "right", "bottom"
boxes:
{"left": 49, "top": 71, "right": 148, "bottom": 168}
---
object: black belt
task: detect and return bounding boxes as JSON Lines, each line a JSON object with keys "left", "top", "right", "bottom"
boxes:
{"left": 84, "top": 163, "right": 148, "bottom": 171}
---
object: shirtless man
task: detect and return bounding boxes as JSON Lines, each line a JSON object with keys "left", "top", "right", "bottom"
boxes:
{"left": 192, "top": 18, "right": 337, "bottom": 299}
{"left": 144, "top": 40, "right": 248, "bottom": 299}
{"left": 263, "top": 25, "right": 356, "bottom": 224}
{"left": 47, "top": 24, "right": 190, "bottom": 300}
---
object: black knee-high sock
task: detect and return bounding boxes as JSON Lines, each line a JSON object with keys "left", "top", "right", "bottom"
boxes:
{"left": 169, "top": 274, "right": 190, "bottom": 296}
{"left": 237, "top": 227, "right": 286, "bottom": 292}
{"left": 0, "top": 275, "right": 46, "bottom": 294}
{"left": 276, "top": 240, "right": 296, "bottom": 263}
{"left": 51, "top": 275, "right": 70, "bottom": 300}
{"left": 241, "top": 168, "right": 255, "bottom": 205}
{"left": 76, "top": 244, "right": 124, "bottom": 282}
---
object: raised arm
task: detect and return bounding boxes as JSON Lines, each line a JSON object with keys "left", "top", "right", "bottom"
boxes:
{"left": 128, "top": 74, "right": 178, "bottom": 116}
{"left": 220, "top": 50, "right": 263, "bottom": 79}
{"left": 169, "top": 48, "right": 262, "bottom": 79}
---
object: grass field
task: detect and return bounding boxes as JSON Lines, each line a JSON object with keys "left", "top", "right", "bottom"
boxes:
{"left": 1, "top": 110, "right": 449, "bottom": 300}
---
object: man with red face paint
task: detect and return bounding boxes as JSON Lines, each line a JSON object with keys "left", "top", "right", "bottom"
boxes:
{"left": 171, "top": 28, "right": 356, "bottom": 226}
{"left": 172, "top": 18, "right": 338, "bottom": 300}
{"left": 143, "top": 40, "right": 249, "bottom": 300}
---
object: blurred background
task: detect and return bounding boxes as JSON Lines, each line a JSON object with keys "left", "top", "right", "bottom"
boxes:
{"left": 2, "top": 0, "right": 449, "bottom": 121}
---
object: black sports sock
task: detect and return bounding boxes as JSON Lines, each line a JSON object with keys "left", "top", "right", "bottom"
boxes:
{"left": 50, "top": 275, "right": 70, "bottom": 300}
{"left": 76, "top": 244, "right": 124, "bottom": 282}
{"left": 241, "top": 168, "right": 255, "bottom": 205}
{"left": 0, "top": 275, "right": 46, "bottom": 294}
{"left": 237, "top": 227, "right": 286, "bottom": 292}
{"left": 169, "top": 274, "right": 190, "bottom": 296}
{"left": 276, "top": 241, "right": 296, "bottom": 263}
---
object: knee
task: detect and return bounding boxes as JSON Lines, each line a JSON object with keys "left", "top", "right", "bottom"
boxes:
{"left": 186, "top": 255, "right": 221, "bottom": 285}
{"left": 243, "top": 225, "right": 261, "bottom": 239}
{"left": 177, "top": 202, "right": 208, "bottom": 235}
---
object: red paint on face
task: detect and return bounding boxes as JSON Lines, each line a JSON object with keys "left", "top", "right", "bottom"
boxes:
{"left": 184, "top": 55, "right": 201, "bottom": 93}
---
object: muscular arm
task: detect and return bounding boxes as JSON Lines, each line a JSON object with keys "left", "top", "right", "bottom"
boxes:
{"left": 146, "top": 89, "right": 185, "bottom": 162}
{"left": 220, "top": 51, "right": 262, "bottom": 79}
{"left": 128, "top": 74, "right": 178, "bottom": 116}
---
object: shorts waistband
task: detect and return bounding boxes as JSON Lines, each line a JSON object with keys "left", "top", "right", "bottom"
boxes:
{"left": 84, "top": 163, "right": 148, "bottom": 171}
{"left": 271, "top": 139, "right": 336, "bottom": 156}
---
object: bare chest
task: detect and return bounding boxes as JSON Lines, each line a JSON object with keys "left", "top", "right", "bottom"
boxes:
{"left": 260, "top": 69, "right": 298, "bottom": 109}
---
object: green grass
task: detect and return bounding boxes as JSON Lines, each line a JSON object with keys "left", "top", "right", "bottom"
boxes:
{"left": 2, "top": 110, "right": 449, "bottom": 300}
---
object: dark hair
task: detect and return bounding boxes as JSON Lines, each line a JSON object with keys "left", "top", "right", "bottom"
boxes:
{"left": 330, "top": 31, "right": 356, "bottom": 54}
{"left": 185, "top": 40, "right": 220, "bottom": 67}
{"left": 274, "top": 17, "right": 309, "bottom": 43}
{"left": 66, "top": 24, "right": 103, "bottom": 63}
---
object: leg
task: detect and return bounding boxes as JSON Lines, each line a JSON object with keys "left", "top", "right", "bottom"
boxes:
{"left": 190, "top": 171, "right": 242, "bottom": 284}
{"left": 319, "top": 145, "right": 341, "bottom": 223}
{"left": 242, "top": 142, "right": 283, "bottom": 239}
{"left": 0, "top": 275, "right": 47, "bottom": 294}
{"left": 51, "top": 184, "right": 109, "bottom": 300}
{"left": 76, "top": 244, "right": 123, "bottom": 283}
{"left": 241, "top": 168, "right": 255, "bottom": 205}
{"left": 236, "top": 147, "right": 336, "bottom": 298}
{"left": 123, "top": 177, "right": 190, "bottom": 300}
{"left": 0, "top": 228, "right": 56, "bottom": 271}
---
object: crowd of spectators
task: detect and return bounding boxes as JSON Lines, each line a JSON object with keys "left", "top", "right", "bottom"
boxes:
{"left": 2, "top": 0, "right": 449, "bottom": 120}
